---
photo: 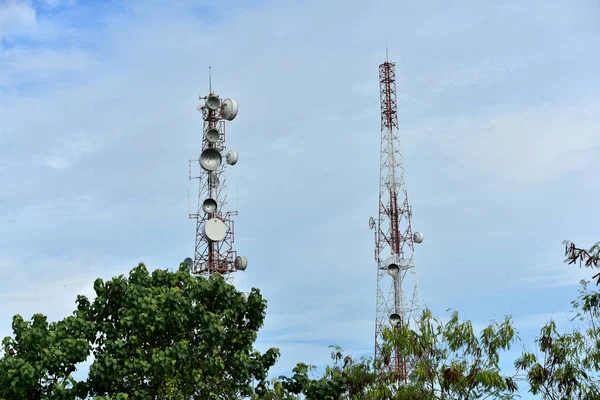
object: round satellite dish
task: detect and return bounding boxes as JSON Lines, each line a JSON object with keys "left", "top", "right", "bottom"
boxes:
{"left": 387, "top": 263, "right": 399, "bottom": 276}
{"left": 183, "top": 257, "right": 193, "bottom": 270}
{"left": 202, "top": 218, "right": 227, "bottom": 242}
{"left": 206, "top": 95, "right": 220, "bottom": 111}
{"left": 413, "top": 232, "right": 424, "bottom": 244}
{"left": 221, "top": 98, "right": 239, "bottom": 121}
{"left": 242, "top": 291, "right": 250, "bottom": 301}
{"left": 199, "top": 148, "right": 222, "bottom": 171}
{"left": 369, "top": 217, "right": 375, "bottom": 229}
{"left": 226, "top": 150, "right": 239, "bottom": 166}
{"left": 202, "top": 198, "right": 218, "bottom": 213}
{"left": 235, "top": 255, "right": 248, "bottom": 271}
{"left": 389, "top": 313, "right": 401, "bottom": 326}
{"left": 205, "top": 128, "right": 220, "bottom": 144}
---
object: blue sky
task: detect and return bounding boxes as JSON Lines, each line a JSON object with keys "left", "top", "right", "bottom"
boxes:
{"left": 1, "top": 0, "right": 599, "bottom": 397}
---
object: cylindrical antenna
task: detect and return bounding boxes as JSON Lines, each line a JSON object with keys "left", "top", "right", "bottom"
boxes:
{"left": 209, "top": 66, "right": 212, "bottom": 93}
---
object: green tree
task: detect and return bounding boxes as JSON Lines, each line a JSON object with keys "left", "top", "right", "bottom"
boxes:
{"left": 515, "top": 241, "right": 600, "bottom": 399}
{"left": 258, "top": 310, "right": 519, "bottom": 400}
{"left": 77, "top": 263, "right": 279, "bottom": 399}
{"left": 378, "top": 309, "right": 519, "bottom": 399}
{"left": 0, "top": 262, "right": 280, "bottom": 400}
{"left": 0, "top": 313, "right": 91, "bottom": 399}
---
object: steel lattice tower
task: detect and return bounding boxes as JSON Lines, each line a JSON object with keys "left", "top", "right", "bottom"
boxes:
{"left": 186, "top": 75, "right": 248, "bottom": 278}
{"left": 369, "top": 52, "right": 423, "bottom": 382}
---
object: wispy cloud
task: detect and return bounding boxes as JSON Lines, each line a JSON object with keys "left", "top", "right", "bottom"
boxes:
{"left": 38, "top": 0, "right": 75, "bottom": 9}
{"left": 0, "top": 251, "right": 149, "bottom": 343}
{"left": 41, "top": 134, "right": 103, "bottom": 169}
{"left": 0, "top": 0, "right": 598, "bottom": 383}
{"left": 0, "top": 0, "right": 36, "bottom": 41}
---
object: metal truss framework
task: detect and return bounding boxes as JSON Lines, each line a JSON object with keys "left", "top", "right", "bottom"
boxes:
{"left": 189, "top": 94, "right": 237, "bottom": 280}
{"left": 373, "top": 58, "right": 421, "bottom": 383}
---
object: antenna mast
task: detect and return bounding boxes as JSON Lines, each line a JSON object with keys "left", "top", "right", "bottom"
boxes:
{"left": 369, "top": 51, "right": 424, "bottom": 383}
{"left": 185, "top": 71, "right": 247, "bottom": 278}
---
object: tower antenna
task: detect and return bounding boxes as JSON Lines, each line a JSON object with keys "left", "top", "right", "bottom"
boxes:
{"left": 186, "top": 69, "right": 246, "bottom": 279}
{"left": 369, "top": 51, "right": 424, "bottom": 384}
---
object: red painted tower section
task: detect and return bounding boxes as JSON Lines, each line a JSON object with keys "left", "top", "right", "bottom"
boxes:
{"left": 370, "top": 52, "right": 424, "bottom": 383}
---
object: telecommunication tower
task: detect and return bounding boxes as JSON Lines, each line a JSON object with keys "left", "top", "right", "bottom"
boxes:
{"left": 184, "top": 69, "right": 248, "bottom": 278}
{"left": 369, "top": 51, "right": 424, "bottom": 382}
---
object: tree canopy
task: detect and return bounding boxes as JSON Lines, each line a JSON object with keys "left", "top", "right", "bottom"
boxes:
{"left": 258, "top": 309, "right": 519, "bottom": 400}
{"left": 0, "top": 263, "right": 279, "bottom": 400}
{"left": 257, "top": 241, "right": 600, "bottom": 400}
{"left": 1, "top": 241, "right": 599, "bottom": 399}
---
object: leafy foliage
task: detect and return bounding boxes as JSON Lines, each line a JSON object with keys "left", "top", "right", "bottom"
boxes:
{"left": 0, "top": 314, "right": 91, "bottom": 399}
{"left": 564, "top": 240, "right": 600, "bottom": 284}
{"left": 78, "top": 263, "right": 279, "bottom": 399}
{"left": 380, "top": 309, "right": 519, "bottom": 399}
{"left": 2, "top": 241, "right": 599, "bottom": 399}
{"left": 258, "top": 310, "right": 519, "bottom": 400}
{"left": 0, "top": 262, "right": 280, "bottom": 400}
{"left": 515, "top": 241, "right": 600, "bottom": 399}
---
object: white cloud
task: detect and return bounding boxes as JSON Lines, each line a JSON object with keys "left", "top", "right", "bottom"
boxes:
{"left": 408, "top": 101, "right": 600, "bottom": 187}
{"left": 2, "top": 46, "right": 96, "bottom": 72}
{"left": 41, "top": 134, "right": 102, "bottom": 169}
{"left": 0, "top": 0, "right": 598, "bottom": 384}
{"left": 38, "top": 0, "right": 75, "bottom": 9}
{"left": 518, "top": 247, "right": 595, "bottom": 290}
{"left": 0, "top": 0, "right": 36, "bottom": 41}
{"left": 512, "top": 311, "right": 575, "bottom": 332}
{"left": 0, "top": 251, "right": 150, "bottom": 344}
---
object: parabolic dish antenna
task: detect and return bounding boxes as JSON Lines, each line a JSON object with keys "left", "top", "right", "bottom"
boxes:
{"left": 202, "top": 218, "right": 227, "bottom": 242}
{"left": 235, "top": 255, "right": 248, "bottom": 271}
{"left": 242, "top": 292, "right": 250, "bottom": 301}
{"left": 387, "top": 263, "right": 399, "bottom": 276}
{"left": 389, "top": 313, "right": 401, "bottom": 326}
{"left": 206, "top": 95, "right": 220, "bottom": 111}
{"left": 199, "top": 148, "right": 222, "bottom": 171}
{"left": 183, "top": 257, "right": 193, "bottom": 270}
{"left": 205, "top": 128, "right": 220, "bottom": 144}
{"left": 202, "top": 198, "right": 218, "bottom": 213}
{"left": 369, "top": 217, "right": 375, "bottom": 229}
{"left": 221, "top": 98, "right": 239, "bottom": 121}
{"left": 226, "top": 150, "right": 239, "bottom": 166}
{"left": 413, "top": 232, "right": 424, "bottom": 244}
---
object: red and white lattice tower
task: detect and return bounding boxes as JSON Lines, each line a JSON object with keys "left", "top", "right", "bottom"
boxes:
{"left": 369, "top": 52, "right": 424, "bottom": 382}
{"left": 185, "top": 71, "right": 248, "bottom": 279}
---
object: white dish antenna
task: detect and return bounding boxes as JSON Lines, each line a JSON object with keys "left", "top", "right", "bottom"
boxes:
{"left": 235, "top": 255, "right": 248, "bottom": 271}
{"left": 226, "top": 150, "right": 239, "bottom": 166}
{"left": 389, "top": 313, "right": 401, "bottom": 326}
{"left": 221, "top": 98, "right": 239, "bottom": 121}
{"left": 413, "top": 232, "right": 424, "bottom": 244}
{"left": 183, "top": 257, "right": 193, "bottom": 270}
{"left": 206, "top": 95, "right": 220, "bottom": 110}
{"left": 205, "top": 128, "right": 220, "bottom": 144}
{"left": 242, "top": 291, "right": 250, "bottom": 301}
{"left": 387, "top": 263, "right": 399, "bottom": 276}
{"left": 202, "top": 218, "right": 227, "bottom": 242}
{"left": 202, "top": 198, "right": 218, "bottom": 213}
{"left": 199, "top": 148, "right": 222, "bottom": 171}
